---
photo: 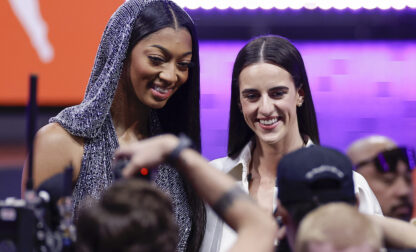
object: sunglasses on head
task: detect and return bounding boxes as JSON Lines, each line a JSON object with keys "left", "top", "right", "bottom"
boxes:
{"left": 354, "top": 147, "right": 416, "bottom": 173}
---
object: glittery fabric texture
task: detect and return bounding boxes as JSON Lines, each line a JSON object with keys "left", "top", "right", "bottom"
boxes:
{"left": 50, "top": 1, "right": 192, "bottom": 250}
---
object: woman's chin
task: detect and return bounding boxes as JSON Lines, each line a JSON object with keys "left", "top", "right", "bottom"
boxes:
{"left": 257, "top": 134, "right": 284, "bottom": 145}
{"left": 145, "top": 99, "right": 169, "bottom": 109}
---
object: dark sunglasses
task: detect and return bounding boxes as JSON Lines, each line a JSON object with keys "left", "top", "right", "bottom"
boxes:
{"left": 354, "top": 147, "right": 416, "bottom": 173}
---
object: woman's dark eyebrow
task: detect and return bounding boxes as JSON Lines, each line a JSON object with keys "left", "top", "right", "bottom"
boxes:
{"left": 150, "top": 45, "right": 192, "bottom": 57}
{"left": 241, "top": 89, "right": 258, "bottom": 94}
{"left": 268, "top": 86, "right": 289, "bottom": 92}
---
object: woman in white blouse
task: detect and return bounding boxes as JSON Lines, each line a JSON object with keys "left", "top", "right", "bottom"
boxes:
{"left": 201, "top": 35, "right": 382, "bottom": 252}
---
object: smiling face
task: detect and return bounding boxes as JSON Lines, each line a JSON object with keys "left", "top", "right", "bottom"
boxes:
{"left": 238, "top": 62, "right": 304, "bottom": 146}
{"left": 126, "top": 27, "right": 192, "bottom": 109}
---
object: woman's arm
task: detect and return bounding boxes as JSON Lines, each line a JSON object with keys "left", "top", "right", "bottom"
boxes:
{"left": 21, "top": 123, "right": 83, "bottom": 196}
{"left": 116, "top": 134, "right": 277, "bottom": 252}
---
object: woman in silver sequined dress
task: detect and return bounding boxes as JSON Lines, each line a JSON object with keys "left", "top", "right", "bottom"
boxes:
{"left": 22, "top": 1, "right": 205, "bottom": 251}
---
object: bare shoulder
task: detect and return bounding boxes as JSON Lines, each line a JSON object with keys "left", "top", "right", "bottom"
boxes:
{"left": 35, "top": 123, "right": 83, "bottom": 149}
{"left": 22, "top": 123, "right": 84, "bottom": 191}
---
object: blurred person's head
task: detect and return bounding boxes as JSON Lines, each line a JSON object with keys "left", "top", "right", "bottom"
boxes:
{"left": 227, "top": 35, "right": 320, "bottom": 157}
{"left": 76, "top": 179, "right": 177, "bottom": 252}
{"left": 347, "top": 135, "right": 414, "bottom": 221}
{"left": 276, "top": 145, "right": 357, "bottom": 249}
{"left": 295, "top": 203, "right": 383, "bottom": 252}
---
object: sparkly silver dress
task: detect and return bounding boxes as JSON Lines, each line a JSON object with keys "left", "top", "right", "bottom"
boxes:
{"left": 50, "top": 1, "right": 192, "bottom": 250}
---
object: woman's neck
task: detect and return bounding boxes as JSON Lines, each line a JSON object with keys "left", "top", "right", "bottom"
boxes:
{"left": 251, "top": 132, "right": 305, "bottom": 177}
{"left": 111, "top": 78, "right": 150, "bottom": 145}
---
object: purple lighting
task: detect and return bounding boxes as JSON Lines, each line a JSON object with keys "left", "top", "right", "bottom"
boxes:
{"left": 175, "top": 0, "right": 416, "bottom": 10}
{"left": 199, "top": 41, "right": 416, "bottom": 160}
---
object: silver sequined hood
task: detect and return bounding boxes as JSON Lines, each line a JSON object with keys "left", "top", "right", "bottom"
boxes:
{"left": 49, "top": 1, "right": 195, "bottom": 251}
{"left": 51, "top": 0, "right": 162, "bottom": 138}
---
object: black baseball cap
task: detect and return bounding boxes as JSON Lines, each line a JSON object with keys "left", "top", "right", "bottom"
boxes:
{"left": 277, "top": 145, "right": 356, "bottom": 207}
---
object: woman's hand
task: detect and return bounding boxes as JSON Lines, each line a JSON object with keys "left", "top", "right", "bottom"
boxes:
{"left": 114, "top": 134, "right": 179, "bottom": 178}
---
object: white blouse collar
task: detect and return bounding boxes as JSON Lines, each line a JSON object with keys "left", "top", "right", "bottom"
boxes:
{"left": 227, "top": 137, "right": 314, "bottom": 182}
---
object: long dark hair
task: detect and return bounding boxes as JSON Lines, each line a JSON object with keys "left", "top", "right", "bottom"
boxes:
{"left": 228, "top": 35, "right": 320, "bottom": 157}
{"left": 126, "top": 2, "right": 204, "bottom": 251}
